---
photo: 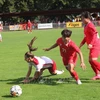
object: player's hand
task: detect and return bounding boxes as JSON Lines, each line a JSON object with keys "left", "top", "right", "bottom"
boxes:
{"left": 21, "top": 79, "right": 30, "bottom": 84}
{"left": 29, "top": 79, "right": 35, "bottom": 82}
{"left": 87, "top": 44, "right": 92, "bottom": 49}
{"left": 43, "top": 48, "right": 50, "bottom": 51}
{"left": 80, "top": 62, "right": 86, "bottom": 70}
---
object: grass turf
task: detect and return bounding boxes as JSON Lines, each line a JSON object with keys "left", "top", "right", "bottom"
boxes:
{"left": 0, "top": 27, "right": 100, "bottom": 100}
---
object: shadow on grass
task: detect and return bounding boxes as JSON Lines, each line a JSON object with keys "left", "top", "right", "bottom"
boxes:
{"left": 2, "top": 95, "right": 14, "bottom": 98}
{"left": 0, "top": 77, "right": 24, "bottom": 84}
{"left": 0, "top": 76, "right": 100, "bottom": 85}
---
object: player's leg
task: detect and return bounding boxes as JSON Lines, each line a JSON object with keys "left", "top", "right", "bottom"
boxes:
{"left": 29, "top": 27, "right": 31, "bottom": 33}
{"left": 40, "top": 68, "right": 45, "bottom": 76}
{"left": 30, "top": 26, "right": 32, "bottom": 33}
{"left": 90, "top": 59, "right": 100, "bottom": 80}
{"left": 48, "top": 60, "right": 64, "bottom": 75}
{"left": 89, "top": 48, "right": 100, "bottom": 80}
{"left": 65, "top": 63, "right": 82, "bottom": 85}
{"left": 89, "top": 60, "right": 99, "bottom": 75}
{"left": 0, "top": 33, "right": 2, "bottom": 42}
{"left": 89, "top": 60, "right": 100, "bottom": 80}
{"left": 64, "top": 55, "right": 82, "bottom": 84}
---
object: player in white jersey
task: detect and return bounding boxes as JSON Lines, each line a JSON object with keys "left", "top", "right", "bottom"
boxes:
{"left": 22, "top": 37, "right": 64, "bottom": 83}
{"left": 0, "top": 21, "right": 3, "bottom": 42}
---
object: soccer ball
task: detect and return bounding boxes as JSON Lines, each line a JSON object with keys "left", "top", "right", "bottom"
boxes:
{"left": 10, "top": 85, "right": 22, "bottom": 97}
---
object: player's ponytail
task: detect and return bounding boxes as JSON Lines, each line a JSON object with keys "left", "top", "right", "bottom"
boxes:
{"left": 27, "top": 36, "right": 38, "bottom": 53}
{"left": 25, "top": 37, "right": 38, "bottom": 59}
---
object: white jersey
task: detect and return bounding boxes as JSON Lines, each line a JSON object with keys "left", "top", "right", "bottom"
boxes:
{"left": 28, "top": 56, "right": 53, "bottom": 72}
{"left": 0, "top": 34, "right": 2, "bottom": 40}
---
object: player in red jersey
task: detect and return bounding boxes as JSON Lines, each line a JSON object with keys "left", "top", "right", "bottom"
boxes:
{"left": 79, "top": 11, "right": 100, "bottom": 80}
{"left": 44, "top": 29, "right": 86, "bottom": 85}
{"left": 22, "top": 37, "right": 64, "bottom": 83}
{"left": 27, "top": 20, "right": 32, "bottom": 34}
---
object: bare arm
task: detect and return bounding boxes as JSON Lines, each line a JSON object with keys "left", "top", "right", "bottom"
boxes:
{"left": 79, "top": 37, "right": 86, "bottom": 49}
{"left": 22, "top": 66, "right": 32, "bottom": 83}
{"left": 30, "top": 68, "right": 45, "bottom": 81}
{"left": 25, "top": 67, "right": 32, "bottom": 79}
{"left": 78, "top": 50, "right": 86, "bottom": 70}
{"left": 43, "top": 43, "right": 58, "bottom": 51}
{"left": 30, "top": 71, "right": 40, "bottom": 81}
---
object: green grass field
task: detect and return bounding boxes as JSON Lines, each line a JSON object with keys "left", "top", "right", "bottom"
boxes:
{"left": 0, "top": 27, "right": 100, "bottom": 100}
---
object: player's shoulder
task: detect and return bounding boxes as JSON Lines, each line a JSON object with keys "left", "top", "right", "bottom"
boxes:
{"left": 34, "top": 56, "right": 41, "bottom": 60}
{"left": 57, "top": 37, "right": 62, "bottom": 41}
{"left": 69, "top": 40, "right": 74, "bottom": 43}
{"left": 69, "top": 40, "right": 77, "bottom": 46}
{"left": 88, "top": 22, "right": 95, "bottom": 28}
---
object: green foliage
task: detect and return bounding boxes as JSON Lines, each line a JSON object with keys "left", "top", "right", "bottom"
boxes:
{"left": 34, "top": 0, "right": 54, "bottom": 10}
{"left": 0, "top": 0, "right": 100, "bottom": 23}
{"left": 0, "top": 0, "right": 14, "bottom": 13}
{"left": 14, "top": 0, "right": 28, "bottom": 12}
{"left": 0, "top": 0, "right": 100, "bottom": 13}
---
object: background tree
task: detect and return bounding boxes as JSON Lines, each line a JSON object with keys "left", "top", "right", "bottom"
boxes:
{"left": 0, "top": 0, "right": 100, "bottom": 24}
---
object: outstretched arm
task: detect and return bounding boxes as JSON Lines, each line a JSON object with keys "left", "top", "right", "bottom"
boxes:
{"left": 43, "top": 43, "right": 58, "bottom": 51}
{"left": 79, "top": 37, "right": 86, "bottom": 49}
{"left": 78, "top": 50, "right": 86, "bottom": 70}
{"left": 30, "top": 71, "right": 41, "bottom": 81}
{"left": 25, "top": 67, "right": 32, "bottom": 79}
{"left": 22, "top": 66, "right": 32, "bottom": 83}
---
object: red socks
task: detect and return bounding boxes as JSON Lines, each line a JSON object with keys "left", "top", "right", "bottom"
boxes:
{"left": 89, "top": 60, "right": 99, "bottom": 75}
{"left": 91, "top": 60, "right": 100, "bottom": 71}
{"left": 70, "top": 71, "right": 79, "bottom": 81}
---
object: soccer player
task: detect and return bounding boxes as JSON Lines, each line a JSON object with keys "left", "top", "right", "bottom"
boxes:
{"left": 44, "top": 29, "right": 86, "bottom": 85}
{"left": 0, "top": 21, "right": 3, "bottom": 42}
{"left": 27, "top": 20, "right": 32, "bottom": 34}
{"left": 79, "top": 11, "right": 100, "bottom": 80}
{"left": 22, "top": 37, "right": 64, "bottom": 83}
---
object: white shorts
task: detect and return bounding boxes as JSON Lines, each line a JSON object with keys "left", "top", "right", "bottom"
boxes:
{"left": 0, "top": 34, "right": 2, "bottom": 41}
{"left": 40, "top": 56, "right": 53, "bottom": 64}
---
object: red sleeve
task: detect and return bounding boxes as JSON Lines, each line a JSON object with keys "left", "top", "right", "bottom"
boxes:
{"left": 32, "top": 58, "right": 39, "bottom": 65}
{"left": 71, "top": 41, "right": 80, "bottom": 53}
{"left": 56, "top": 38, "right": 61, "bottom": 45}
{"left": 89, "top": 26, "right": 97, "bottom": 45}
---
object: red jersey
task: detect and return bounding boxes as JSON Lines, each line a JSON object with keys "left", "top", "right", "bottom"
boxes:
{"left": 80, "top": 22, "right": 100, "bottom": 48}
{"left": 27, "top": 21, "right": 32, "bottom": 27}
{"left": 56, "top": 38, "right": 80, "bottom": 60}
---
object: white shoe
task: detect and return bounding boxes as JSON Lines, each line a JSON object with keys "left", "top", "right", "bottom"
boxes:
{"left": 56, "top": 70, "right": 64, "bottom": 75}
{"left": 77, "top": 79, "right": 82, "bottom": 85}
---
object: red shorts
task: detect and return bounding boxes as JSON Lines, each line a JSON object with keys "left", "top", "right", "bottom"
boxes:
{"left": 43, "top": 60, "right": 57, "bottom": 73}
{"left": 48, "top": 60, "right": 57, "bottom": 73}
{"left": 27, "top": 25, "right": 32, "bottom": 29}
{"left": 89, "top": 48, "right": 100, "bottom": 58}
{"left": 62, "top": 54, "right": 77, "bottom": 66}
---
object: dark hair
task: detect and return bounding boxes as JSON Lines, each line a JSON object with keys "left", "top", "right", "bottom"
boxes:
{"left": 25, "top": 52, "right": 34, "bottom": 58}
{"left": 81, "top": 11, "right": 91, "bottom": 20}
{"left": 61, "top": 29, "right": 72, "bottom": 38}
